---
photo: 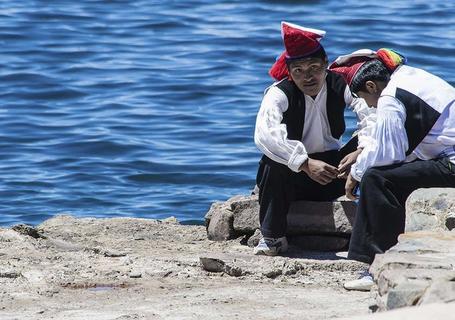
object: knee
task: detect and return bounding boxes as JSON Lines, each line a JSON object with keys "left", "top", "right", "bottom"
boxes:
{"left": 362, "top": 167, "right": 382, "bottom": 181}
{"left": 257, "top": 161, "right": 291, "bottom": 192}
{"left": 359, "top": 167, "right": 384, "bottom": 191}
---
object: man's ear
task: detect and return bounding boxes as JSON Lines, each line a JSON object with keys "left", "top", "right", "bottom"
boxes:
{"left": 365, "top": 81, "right": 377, "bottom": 94}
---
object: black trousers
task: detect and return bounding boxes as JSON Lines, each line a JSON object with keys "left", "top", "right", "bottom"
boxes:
{"left": 256, "top": 138, "right": 357, "bottom": 238}
{"left": 348, "top": 157, "right": 455, "bottom": 264}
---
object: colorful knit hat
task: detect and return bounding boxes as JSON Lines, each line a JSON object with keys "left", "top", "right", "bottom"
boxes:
{"left": 269, "top": 22, "right": 326, "bottom": 81}
{"left": 329, "top": 48, "right": 406, "bottom": 86}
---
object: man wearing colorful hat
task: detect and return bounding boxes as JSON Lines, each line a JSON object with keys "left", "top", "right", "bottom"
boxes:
{"left": 329, "top": 48, "right": 455, "bottom": 290}
{"left": 253, "top": 22, "right": 375, "bottom": 256}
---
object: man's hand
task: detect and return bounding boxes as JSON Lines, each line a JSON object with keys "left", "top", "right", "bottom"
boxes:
{"left": 345, "top": 173, "right": 359, "bottom": 200}
{"left": 337, "top": 149, "right": 363, "bottom": 179}
{"left": 299, "top": 158, "right": 339, "bottom": 185}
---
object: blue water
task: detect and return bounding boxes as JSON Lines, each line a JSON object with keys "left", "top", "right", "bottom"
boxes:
{"left": 0, "top": 1, "right": 454, "bottom": 226}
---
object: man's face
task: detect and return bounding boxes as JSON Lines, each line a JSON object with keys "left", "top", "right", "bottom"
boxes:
{"left": 288, "top": 58, "right": 327, "bottom": 96}
{"left": 354, "top": 90, "right": 380, "bottom": 108}
{"left": 353, "top": 80, "right": 387, "bottom": 108}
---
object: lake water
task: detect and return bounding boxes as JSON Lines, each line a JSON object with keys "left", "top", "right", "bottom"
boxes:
{"left": 0, "top": 0, "right": 454, "bottom": 226}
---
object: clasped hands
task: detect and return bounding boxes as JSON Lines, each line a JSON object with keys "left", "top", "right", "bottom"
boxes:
{"left": 298, "top": 149, "right": 361, "bottom": 200}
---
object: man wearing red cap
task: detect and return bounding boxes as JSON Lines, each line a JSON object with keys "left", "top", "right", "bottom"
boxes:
{"left": 253, "top": 22, "right": 375, "bottom": 256}
{"left": 329, "top": 48, "right": 455, "bottom": 291}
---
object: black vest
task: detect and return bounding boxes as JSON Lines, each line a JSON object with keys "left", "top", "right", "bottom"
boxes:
{"left": 395, "top": 88, "right": 442, "bottom": 156}
{"left": 275, "top": 71, "right": 348, "bottom": 142}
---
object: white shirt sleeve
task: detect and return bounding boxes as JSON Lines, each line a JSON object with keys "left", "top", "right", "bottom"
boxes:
{"left": 350, "top": 95, "right": 409, "bottom": 181}
{"left": 344, "top": 86, "right": 377, "bottom": 149}
{"left": 254, "top": 86, "right": 308, "bottom": 172}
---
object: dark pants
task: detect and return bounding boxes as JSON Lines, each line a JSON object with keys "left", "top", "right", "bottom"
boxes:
{"left": 348, "top": 157, "right": 455, "bottom": 264}
{"left": 256, "top": 139, "right": 357, "bottom": 238}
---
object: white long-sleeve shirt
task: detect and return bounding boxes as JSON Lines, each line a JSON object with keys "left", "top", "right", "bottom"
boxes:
{"left": 351, "top": 66, "right": 455, "bottom": 181}
{"left": 254, "top": 80, "right": 375, "bottom": 172}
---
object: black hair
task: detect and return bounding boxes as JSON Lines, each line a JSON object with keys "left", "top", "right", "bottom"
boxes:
{"left": 350, "top": 59, "right": 391, "bottom": 93}
{"left": 286, "top": 46, "right": 328, "bottom": 68}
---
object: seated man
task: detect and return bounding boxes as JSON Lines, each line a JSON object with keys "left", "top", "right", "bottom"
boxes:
{"left": 253, "top": 21, "right": 375, "bottom": 256}
{"left": 329, "top": 48, "right": 455, "bottom": 290}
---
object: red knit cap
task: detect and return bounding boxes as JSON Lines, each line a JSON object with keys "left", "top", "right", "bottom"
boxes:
{"left": 269, "top": 22, "right": 326, "bottom": 81}
{"left": 282, "top": 22, "right": 325, "bottom": 59}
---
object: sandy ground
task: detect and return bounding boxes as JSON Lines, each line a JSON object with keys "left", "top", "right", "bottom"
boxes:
{"left": 0, "top": 215, "right": 373, "bottom": 320}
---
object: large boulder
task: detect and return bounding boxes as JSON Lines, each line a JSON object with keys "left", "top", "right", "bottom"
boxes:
{"left": 369, "top": 231, "right": 455, "bottom": 312}
{"left": 205, "top": 194, "right": 356, "bottom": 251}
{"left": 205, "top": 195, "right": 258, "bottom": 241}
{"left": 287, "top": 198, "right": 356, "bottom": 235}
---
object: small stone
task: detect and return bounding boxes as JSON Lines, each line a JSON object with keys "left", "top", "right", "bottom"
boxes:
{"left": 12, "top": 224, "right": 42, "bottom": 239}
{"left": 199, "top": 257, "right": 225, "bottom": 272}
{"left": 129, "top": 272, "right": 142, "bottom": 279}
{"left": 225, "top": 265, "right": 243, "bottom": 277}
{"left": 263, "top": 269, "right": 282, "bottom": 279}
{"left": 104, "top": 250, "right": 127, "bottom": 257}
{"left": 161, "top": 217, "right": 179, "bottom": 224}
{"left": 445, "top": 213, "right": 455, "bottom": 231}
{"left": 0, "top": 271, "right": 21, "bottom": 278}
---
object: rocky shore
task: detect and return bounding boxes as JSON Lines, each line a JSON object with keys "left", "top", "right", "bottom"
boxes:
{"left": 0, "top": 215, "right": 371, "bottom": 320}
{"left": 0, "top": 188, "right": 454, "bottom": 319}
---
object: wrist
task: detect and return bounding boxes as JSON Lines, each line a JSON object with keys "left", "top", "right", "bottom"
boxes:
{"left": 299, "top": 158, "right": 309, "bottom": 173}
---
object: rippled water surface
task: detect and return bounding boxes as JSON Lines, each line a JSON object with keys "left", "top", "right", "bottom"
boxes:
{"left": 0, "top": 1, "right": 454, "bottom": 226}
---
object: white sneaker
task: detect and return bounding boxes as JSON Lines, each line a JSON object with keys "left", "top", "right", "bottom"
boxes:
{"left": 253, "top": 236, "right": 288, "bottom": 256}
{"left": 343, "top": 271, "right": 374, "bottom": 291}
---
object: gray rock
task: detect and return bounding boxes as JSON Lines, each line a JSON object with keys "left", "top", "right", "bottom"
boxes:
{"left": 129, "top": 272, "right": 142, "bottom": 279}
{"left": 406, "top": 188, "right": 455, "bottom": 231}
{"left": 12, "top": 224, "right": 43, "bottom": 239}
{"left": 389, "top": 231, "right": 455, "bottom": 256}
{"left": 376, "top": 268, "right": 451, "bottom": 297}
{"left": 385, "top": 281, "right": 428, "bottom": 309}
{"left": 445, "top": 212, "right": 455, "bottom": 230}
{"left": 225, "top": 264, "right": 243, "bottom": 277}
{"left": 370, "top": 231, "right": 455, "bottom": 312}
{"left": 419, "top": 275, "right": 455, "bottom": 305}
{"left": 199, "top": 257, "right": 226, "bottom": 273}
{"left": 206, "top": 207, "right": 235, "bottom": 241}
{"left": 405, "top": 212, "right": 439, "bottom": 232}
{"left": 287, "top": 198, "right": 356, "bottom": 235}
{"left": 204, "top": 195, "right": 244, "bottom": 227}
{"left": 104, "top": 250, "right": 127, "bottom": 257}
{"left": 246, "top": 229, "right": 262, "bottom": 248}
{"left": 206, "top": 194, "right": 357, "bottom": 243}
{"left": 231, "top": 195, "right": 260, "bottom": 234}
{"left": 204, "top": 201, "right": 225, "bottom": 228}
{"left": 0, "top": 271, "right": 21, "bottom": 278}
